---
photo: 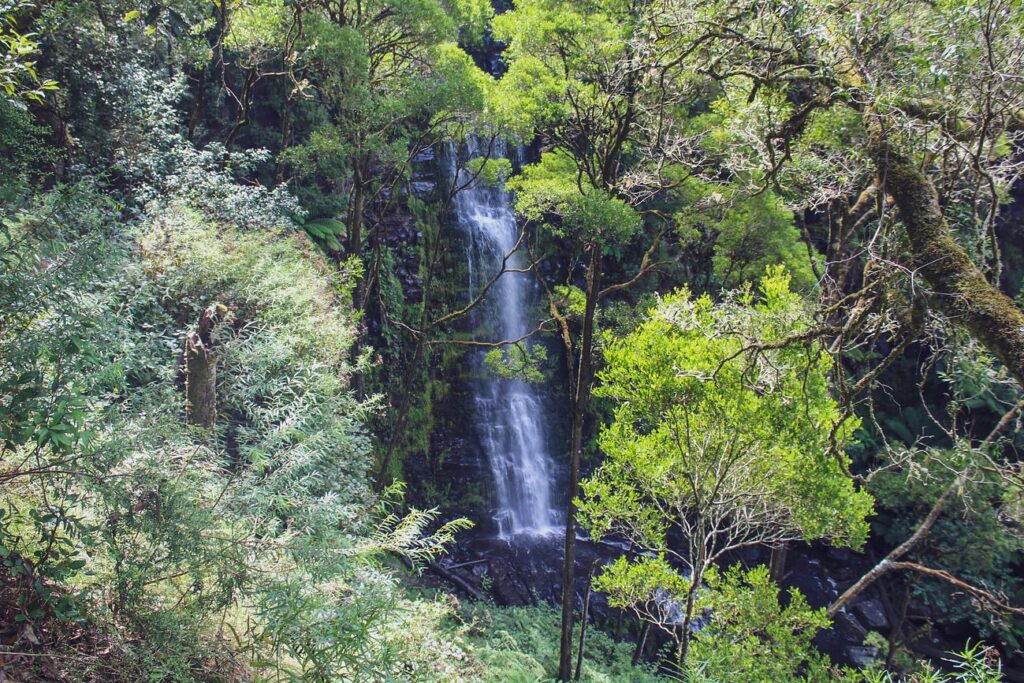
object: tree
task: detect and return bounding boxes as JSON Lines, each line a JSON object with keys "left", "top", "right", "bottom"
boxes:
{"left": 183, "top": 303, "right": 227, "bottom": 430}
{"left": 489, "top": 2, "right": 701, "bottom": 672}
{"left": 578, "top": 267, "right": 873, "bottom": 666}
{"left": 655, "top": 0, "right": 1024, "bottom": 387}
{"left": 505, "top": 155, "right": 643, "bottom": 677}
{"left": 685, "top": 565, "right": 841, "bottom": 683}
{"left": 651, "top": 0, "right": 1024, "bottom": 648}
{"left": 281, "top": 0, "right": 490, "bottom": 312}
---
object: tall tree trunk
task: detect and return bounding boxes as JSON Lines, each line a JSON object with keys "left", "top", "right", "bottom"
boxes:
{"left": 632, "top": 621, "right": 651, "bottom": 665}
{"left": 224, "top": 69, "right": 256, "bottom": 155}
{"left": 187, "top": 69, "right": 207, "bottom": 142}
{"left": 558, "top": 247, "right": 602, "bottom": 680}
{"left": 347, "top": 156, "right": 369, "bottom": 399}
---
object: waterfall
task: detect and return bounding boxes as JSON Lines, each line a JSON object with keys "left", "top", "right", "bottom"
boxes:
{"left": 451, "top": 139, "right": 559, "bottom": 538}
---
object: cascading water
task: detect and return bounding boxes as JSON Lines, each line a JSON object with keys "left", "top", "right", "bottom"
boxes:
{"left": 451, "top": 140, "right": 560, "bottom": 538}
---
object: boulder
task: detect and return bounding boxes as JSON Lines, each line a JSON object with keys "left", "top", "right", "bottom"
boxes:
{"left": 834, "top": 609, "right": 867, "bottom": 640}
{"left": 853, "top": 597, "right": 890, "bottom": 631}
{"left": 844, "top": 645, "right": 881, "bottom": 669}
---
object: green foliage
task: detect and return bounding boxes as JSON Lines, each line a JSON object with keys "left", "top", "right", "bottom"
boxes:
{"left": 483, "top": 342, "right": 550, "bottom": 383}
{"left": 508, "top": 151, "right": 642, "bottom": 247}
{"left": 869, "top": 442, "right": 1024, "bottom": 645}
{"left": 552, "top": 284, "right": 587, "bottom": 318}
{"left": 0, "top": 0, "right": 57, "bottom": 101}
{"left": 0, "top": 179, "right": 473, "bottom": 680}
{"left": 674, "top": 178, "right": 818, "bottom": 291}
{"left": 6, "top": 0, "right": 1024, "bottom": 677}
{"left": 581, "top": 267, "right": 872, "bottom": 551}
{"left": 303, "top": 217, "right": 347, "bottom": 252}
{"left": 594, "top": 554, "right": 693, "bottom": 613}
{"left": 595, "top": 563, "right": 850, "bottom": 682}
{"left": 281, "top": 0, "right": 491, "bottom": 238}
{"left": 0, "top": 98, "right": 51, "bottom": 197}
{"left": 486, "top": 53, "right": 566, "bottom": 137}
{"left": 861, "top": 642, "right": 1003, "bottom": 683}
{"left": 464, "top": 604, "right": 662, "bottom": 682}
{"left": 686, "top": 565, "right": 840, "bottom": 683}
{"left": 224, "top": 0, "right": 289, "bottom": 53}
{"left": 466, "top": 156, "right": 513, "bottom": 186}
{"left": 580, "top": 267, "right": 872, "bottom": 665}
{"left": 490, "top": 0, "right": 635, "bottom": 138}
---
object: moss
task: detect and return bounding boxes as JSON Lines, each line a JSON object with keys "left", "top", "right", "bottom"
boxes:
{"left": 875, "top": 138, "right": 1024, "bottom": 387}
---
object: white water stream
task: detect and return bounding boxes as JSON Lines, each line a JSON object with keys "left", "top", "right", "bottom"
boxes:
{"left": 451, "top": 140, "right": 559, "bottom": 538}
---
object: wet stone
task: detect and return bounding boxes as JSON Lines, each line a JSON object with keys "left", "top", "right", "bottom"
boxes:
{"left": 854, "top": 598, "right": 890, "bottom": 632}
{"left": 834, "top": 609, "right": 867, "bottom": 639}
{"left": 844, "top": 645, "right": 881, "bottom": 669}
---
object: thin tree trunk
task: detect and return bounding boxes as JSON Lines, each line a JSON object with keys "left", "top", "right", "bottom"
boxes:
{"left": 375, "top": 308, "right": 428, "bottom": 485}
{"left": 224, "top": 69, "right": 256, "bottom": 154}
{"left": 349, "top": 176, "right": 366, "bottom": 307}
{"left": 769, "top": 543, "right": 788, "bottom": 583}
{"left": 558, "top": 248, "right": 602, "bottom": 680}
{"left": 676, "top": 567, "right": 701, "bottom": 668}
{"left": 574, "top": 565, "right": 595, "bottom": 681}
{"left": 187, "top": 69, "right": 207, "bottom": 142}
{"left": 632, "top": 621, "right": 651, "bottom": 666}
{"left": 347, "top": 158, "right": 369, "bottom": 400}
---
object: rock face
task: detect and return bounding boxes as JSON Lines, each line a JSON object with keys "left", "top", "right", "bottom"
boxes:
{"left": 410, "top": 146, "right": 437, "bottom": 200}
{"left": 432, "top": 531, "right": 621, "bottom": 609}
{"left": 733, "top": 544, "right": 889, "bottom": 669}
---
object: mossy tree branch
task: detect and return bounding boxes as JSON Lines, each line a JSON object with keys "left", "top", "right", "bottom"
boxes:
{"left": 865, "top": 110, "right": 1024, "bottom": 389}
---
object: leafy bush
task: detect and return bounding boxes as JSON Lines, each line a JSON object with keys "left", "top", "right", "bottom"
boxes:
{"left": 0, "top": 183, "right": 471, "bottom": 681}
{"left": 463, "top": 604, "right": 662, "bottom": 682}
{"left": 685, "top": 565, "right": 843, "bottom": 683}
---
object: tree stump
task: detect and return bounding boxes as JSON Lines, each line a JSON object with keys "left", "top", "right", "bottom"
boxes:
{"left": 185, "top": 304, "right": 225, "bottom": 431}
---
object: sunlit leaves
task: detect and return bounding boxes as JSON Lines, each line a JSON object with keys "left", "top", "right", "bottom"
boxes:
{"left": 508, "top": 151, "right": 641, "bottom": 245}
{"left": 595, "top": 555, "right": 693, "bottom": 613}
{"left": 487, "top": 55, "right": 565, "bottom": 136}
{"left": 224, "top": 0, "right": 289, "bottom": 54}
{"left": 687, "top": 565, "right": 838, "bottom": 683}
{"left": 581, "top": 267, "right": 872, "bottom": 553}
{"left": 483, "top": 342, "right": 550, "bottom": 383}
{"left": 1, "top": 0, "right": 57, "bottom": 102}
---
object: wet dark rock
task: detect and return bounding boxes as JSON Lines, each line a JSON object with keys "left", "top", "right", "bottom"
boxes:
{"left": 907, "top": 601, "right": 934, "bottom": 620}
{"left": 844, "top": 645, "right": 881, "bottom": 669}
{"left": 825, "top": 548, "right": 863, "bottom": 581}
{"left": 491, "top": 561, "right": 535, "bottom": 606}
{"left": 412, "top": 147, "right": 436, "bottom": 165}
{"left": 783, "top": 556, "right": 838, "bottom": 609}
{"left": 834, "top": 609, "right": 868, "bottom": 639}
{"left": 854, "top": 598, "right": 890, "bottom": 631}
{"left": 812, "top": 626, "right": 854, "bottom": 665}
{"left": 411, "top": 180, "right": 435, "bottom": 197}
